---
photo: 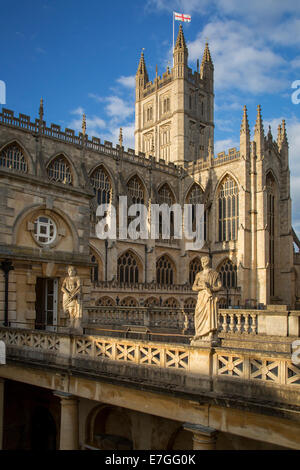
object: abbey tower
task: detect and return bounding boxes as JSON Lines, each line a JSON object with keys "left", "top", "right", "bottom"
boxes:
{"left": 135, "top": 25, "right": 214, "bottom": 165}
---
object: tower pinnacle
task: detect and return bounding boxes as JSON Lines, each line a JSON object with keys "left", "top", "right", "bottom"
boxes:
{"left": 240, "top": 105, "right": 250, "bottom": 135}
{"left": 254, "top": 105, "right": 264, "bottom": 136}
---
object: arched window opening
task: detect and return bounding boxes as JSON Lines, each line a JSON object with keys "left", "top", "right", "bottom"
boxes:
{"left": 144, "top": 297, "right": 159, "bottom": 307}
{"left": 156, "top": 255, "right": 175, "bottom": 285}
{"left": 47, "top": 156, "right": 72, "bottom": 185}
{"left": 0, "top": 143, "right": 28, "bottom": 173}
{"left": 127, "top": 176, "right": 145, "bottom": 205}
{"left": 189, "top": 257, "right": 201, "bottom": 285}
{"left": 120, "top": 297, "right": 138, "bottom": 307}
{"left": 90, "top": 166, "right": 112, "bottom": 205}
{"left": 186, "top": 183, "right": 206, "bottom": 240}
{"left": 158, "top": 184, "right": 175, "bottom": 238}
{"left": 163, "top": 297, "right": 179, "bottom": 308}
{"left": 117, "top": 251, "right": 140, "bottom": 284}
{"left": 219, "top": 259, "right": 237, "bottom": 289}
{"left": 96, "top": 296, "right": 115, "bottom": 306}
{"left": 218, "top": 176, "right": 239, "bottom": 241}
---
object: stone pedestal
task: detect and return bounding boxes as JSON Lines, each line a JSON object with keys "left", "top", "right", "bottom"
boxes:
{"left": 54, "top": 391, "right": 79, "bottom": 450}
{"left": 0, "top": 378, "right": 4, "bottom": 450}
{"left": 183, "top": 423, "right": 217, "bottom": 450}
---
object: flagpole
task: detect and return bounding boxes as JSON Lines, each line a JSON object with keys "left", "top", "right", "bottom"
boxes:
{"left": 172, "top": 11, "right": 174, "bottom": 66}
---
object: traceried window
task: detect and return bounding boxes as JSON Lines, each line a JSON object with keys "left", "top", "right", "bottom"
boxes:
{"left": 218, "top": 176, "right": 239, "bottom": 241}
{"left": 90, "top": 166, "right": 111, "bottom": 205}
{"left": 47, "top": 156, "right": 72, "bottom": 185}
{"left": 267, "top": 173, "right": 275, "bottom": 297}
{"left": 160, "top": 126, "right": 170, "bottom": 161}
{"left": 0, "top": 143, "right": 28, "bottom": 173}
{"left": 158, "top": 184, "right": 175, "bottom": 238}
{"left": 156, "top": 255, "right": 175, "bottom": 285}
{"left": 34, "top": 216, "right": 56, "bottom": 245}
{"left": 186, "top": 183, "right": 206, "bottom": 240}
{"left": 219, "top": 259, "right": 237, "bottom": 289}
{"left": 117, "top": 251, "right": 140, "bottom": 284}
{"left": 127, "top": 176, "right": 145, "bottom": 205}
{"left": 189, "top": 257, "right": 201, "bottom": 285}
{"left": 163, "top": 97, "right": 170, "bottom": 114}
{"left": 143, "top": 133, "right": 154, "bottom": 156}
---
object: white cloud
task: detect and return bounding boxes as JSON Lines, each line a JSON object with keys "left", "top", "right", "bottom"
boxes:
{"left": 116, "top": 75, "right": 136, "bottom": 89}
{"left": 214, "top": 138, "right": 239, "bottom": 154}
{"left": 187, "top": 20, "right": 287, "bottom": 94}
{"left": 89, "top": 93, "right": 134, "bottom": 121}
{"left": 68, "top": 108, "right": 106, "bottom": 138}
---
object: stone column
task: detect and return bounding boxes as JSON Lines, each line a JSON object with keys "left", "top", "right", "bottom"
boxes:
{"left": 54, "top": 392, "right": 79, "bottom": 450}
{"left": 183, "top": 423, "right": 217, "bottom": 450}
{"left": 0, "top": 378, "right": 4, "bottom": 450}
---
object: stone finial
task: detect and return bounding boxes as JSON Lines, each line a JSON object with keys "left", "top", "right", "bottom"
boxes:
{"left": 277, "top": 123, "right": 282, "bottom": 146}
{"left": 254, "top": 105, "right": 264, "bottom": 136}
{"left": 281, "top": 119, "right": 288, "bottom": 144}
{"left": 240, "top": 105, "right": 250, "bottom": 135}
{"left": 202, "top": 42, "right": 213, "bottom": 65}
{"left": 175, "top": 24, "right": 187, "bottom": 51}
{"left": 267, "top": 125, "right": 273, "bottom": 142}
{"left": 39, "top": 97, "right": 44, "bottom": 122}
{"left": 136, "top": 49, "right": 149, "bottom": 82}
{"left": 119, "top": 127, "right": 123, "bottom": 147}
{"left": 82, "top": 113, "right": 86, "bottom": 136}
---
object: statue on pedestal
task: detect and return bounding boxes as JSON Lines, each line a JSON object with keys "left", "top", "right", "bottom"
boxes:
{"left": 191, "top": 256, "right": 222, "bottom": 345}
{"left": 61, "top": 266, "right": 82, "bottom": 331}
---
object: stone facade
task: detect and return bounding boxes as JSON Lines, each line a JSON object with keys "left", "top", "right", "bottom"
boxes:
{"left": 0, "top": 26, "right": 298, "bottom": 329}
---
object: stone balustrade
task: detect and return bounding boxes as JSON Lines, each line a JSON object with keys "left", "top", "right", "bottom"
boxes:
{"left": 0, "top": 327, "right": 299, "bottom": 393}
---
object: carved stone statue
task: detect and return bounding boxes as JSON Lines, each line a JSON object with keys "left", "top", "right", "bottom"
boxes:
{"left": 61, "top": 265, "right": 82, "bottom": 330}
{"left": 191, "top": 256, "right": 222, "bottom": 345}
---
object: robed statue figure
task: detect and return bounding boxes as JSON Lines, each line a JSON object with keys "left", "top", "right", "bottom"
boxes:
{"left": 191, "top": 256, "right": 222, "bottom": 344}
{"left": 61, "top": 265, "right": 81, "bottom": 330}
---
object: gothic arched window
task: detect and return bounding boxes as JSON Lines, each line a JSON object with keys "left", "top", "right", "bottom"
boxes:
{"left": 158, "top": 184, "right": 175, "bottom": 238}
{"left": 117, "top": 251, "right": 140, "bottom": 284}
{"left": 219, "top": 259, "right": 237, "bottom": 289}
{"left": 156, "top": 255, "right": 175, "bottom": 285}
{"left": 127, "top": 175, "right": 145, "bottom": 205}
{"left": 186, "top": 183, "right": 206, "bottom": 240}
{"left": 0, "top": 143, "right": 28, "bottom": 173}
{"left": 90, "top": 166, "right": 112, "bottom": 205}
{"left": 218, "top": 176, "right": 239, "bottom": 241}
{"left": 189, "top": 257, "right": 201, "bottom": 285}
{"left": 47, "top": 155, "right": 73, "bottom": 185}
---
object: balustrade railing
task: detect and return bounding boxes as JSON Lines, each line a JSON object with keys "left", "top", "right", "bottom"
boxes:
{"left": 1, "top": 326, "right": 299, "bottom": 388}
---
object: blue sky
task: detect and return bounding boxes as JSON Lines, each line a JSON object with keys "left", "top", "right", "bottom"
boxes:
{"left": 1, "top": 0, "right": 300, "bottom": 231}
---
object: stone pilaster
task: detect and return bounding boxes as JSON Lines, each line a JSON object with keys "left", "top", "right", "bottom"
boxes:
{"left": 54, "top": 391, "right": 79, "bottom": 450}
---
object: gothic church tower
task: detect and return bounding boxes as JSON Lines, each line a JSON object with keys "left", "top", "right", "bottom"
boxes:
{"left": 135, "top": 25, "right": 214, "bottom": 165}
